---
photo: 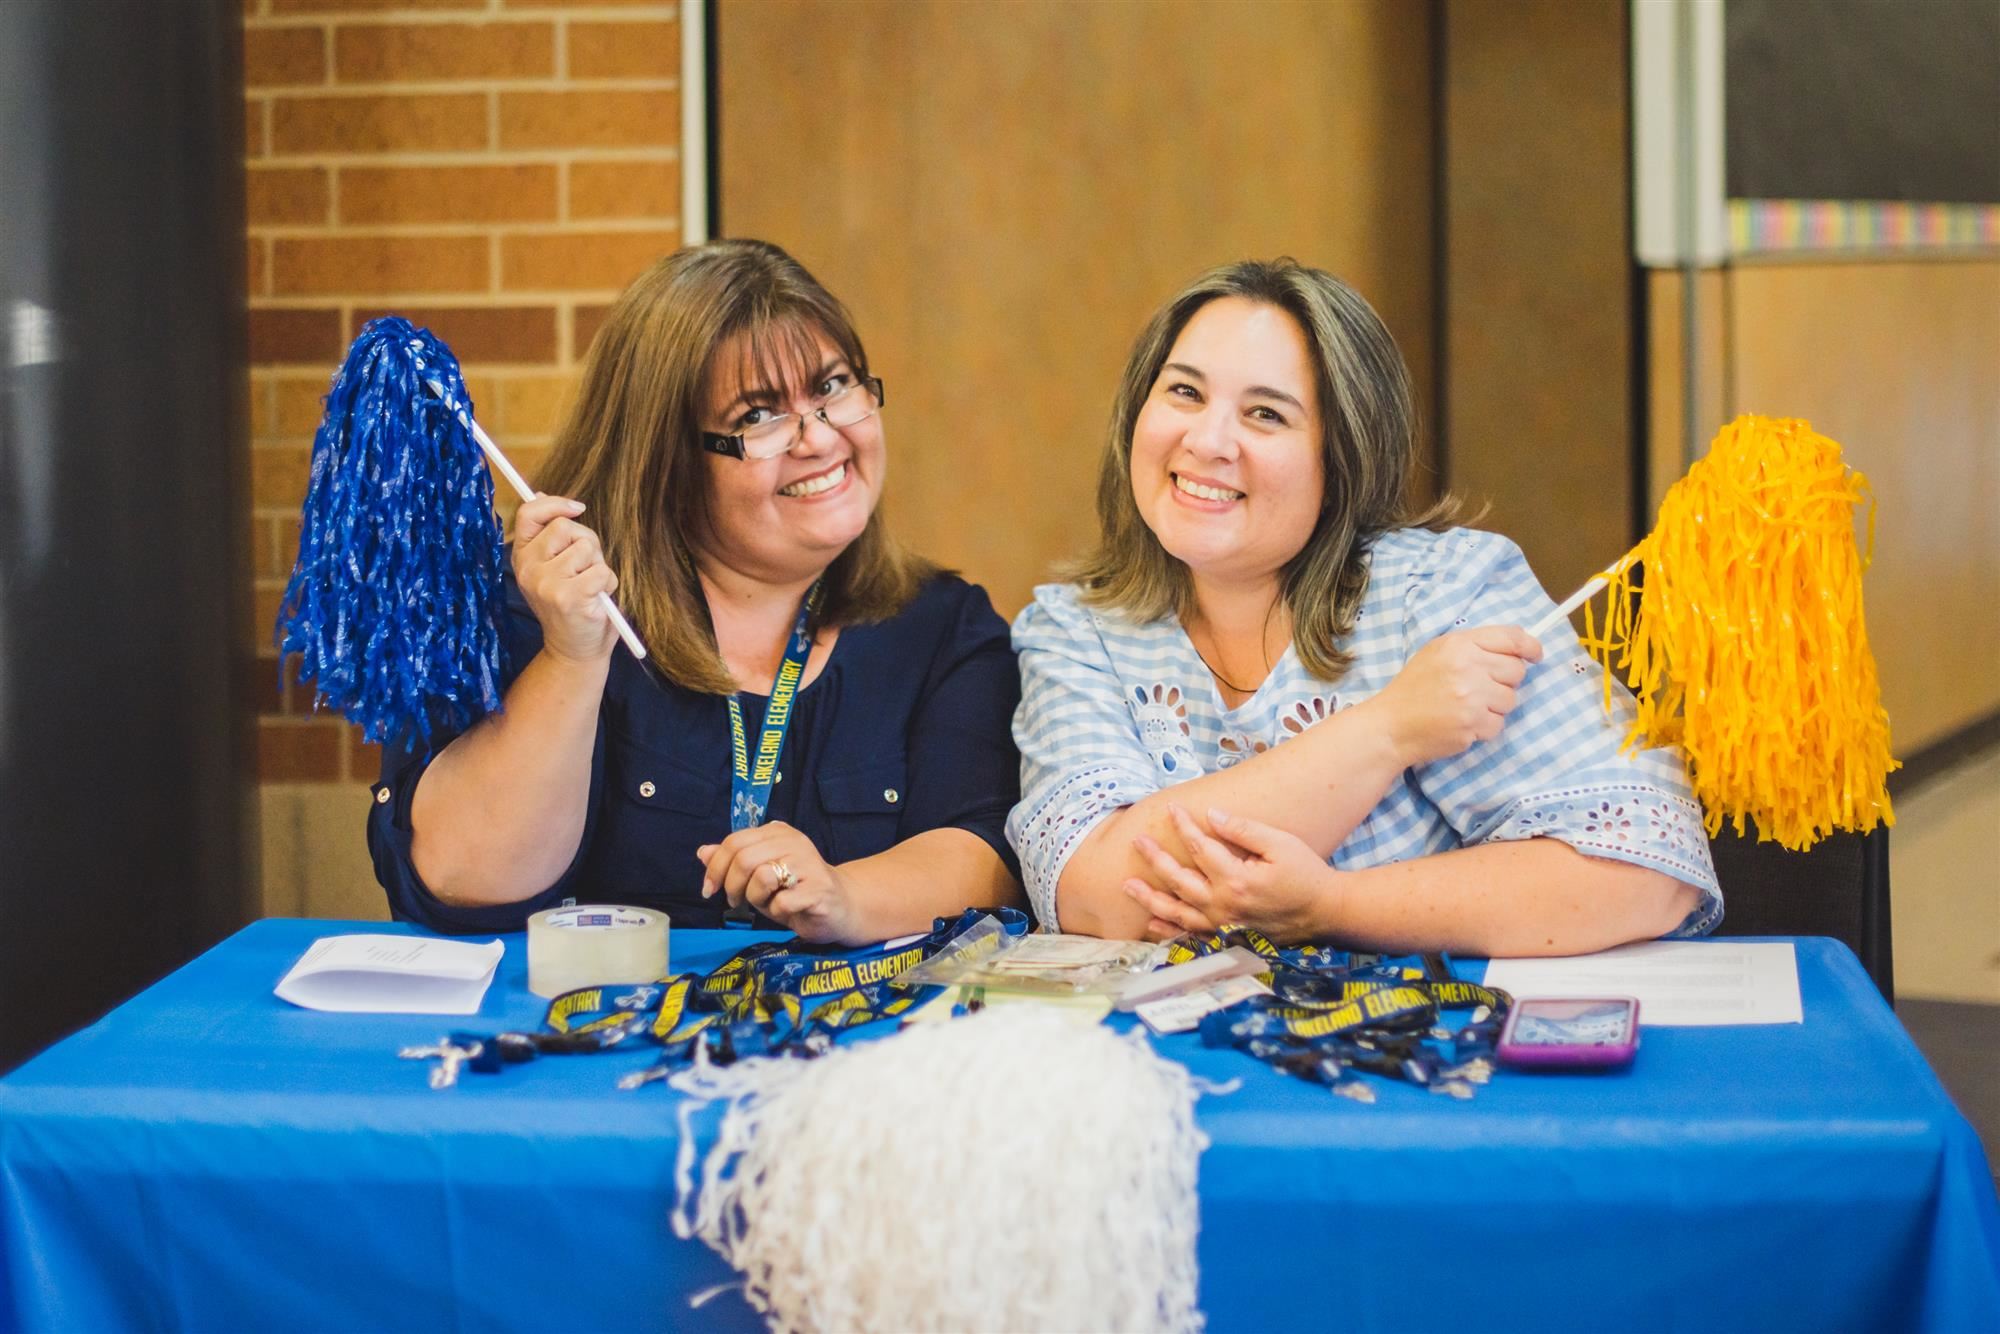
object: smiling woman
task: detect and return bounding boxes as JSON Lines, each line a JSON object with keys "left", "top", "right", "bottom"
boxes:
{"left": 1008, "top": 259, "right": 1723, "bottom": 957}
{"left": 368, "top": 240, "right": 1024, "bottom": 944}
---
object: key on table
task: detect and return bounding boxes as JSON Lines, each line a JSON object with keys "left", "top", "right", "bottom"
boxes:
{"left": 399, "top": 1037, "right": 483, "bottom": 1089}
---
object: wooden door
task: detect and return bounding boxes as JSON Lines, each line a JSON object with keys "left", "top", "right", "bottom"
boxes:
{"left": 719, "top": 0, "right": 1435, "bottom": 615}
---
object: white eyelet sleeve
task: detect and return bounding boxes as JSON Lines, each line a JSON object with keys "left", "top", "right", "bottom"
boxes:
{"left": 1005, "top": 586, "right": 1163, "bottom": 930}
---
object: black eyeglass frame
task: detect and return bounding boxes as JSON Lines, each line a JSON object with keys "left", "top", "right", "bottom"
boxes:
{"left": 700, "top": 376, "right": 887, "bottom": 460}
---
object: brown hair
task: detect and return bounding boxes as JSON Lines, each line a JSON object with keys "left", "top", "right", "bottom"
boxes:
{"left": 537, "top": 239, "right": 934, "bottom": 694}
{"left": 1069, "top": 258, "right": 1464, "bottom": 683}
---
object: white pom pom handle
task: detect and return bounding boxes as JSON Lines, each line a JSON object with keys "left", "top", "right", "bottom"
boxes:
{"left": 1531, "top": 571, "right": 1611, "bottom": 639}
{"left": 425, "top": 378, "right": 648, "bottom": 661}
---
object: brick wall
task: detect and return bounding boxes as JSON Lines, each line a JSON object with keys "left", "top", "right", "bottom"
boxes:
{"left": 243, "top": 0, "right": 684, "bottom": 793}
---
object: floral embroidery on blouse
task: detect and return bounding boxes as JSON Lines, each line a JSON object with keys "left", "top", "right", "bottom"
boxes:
{"left": 1215, "top": 731, "right": 1270, "bottom": 768}
{"left": 1128, "top": 683, "right": 1198, "bottom": 775}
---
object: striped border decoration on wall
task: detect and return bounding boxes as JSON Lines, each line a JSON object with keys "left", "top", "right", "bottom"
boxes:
{"left": 1730, "top": 200, "right": 2000, "bottom": 257}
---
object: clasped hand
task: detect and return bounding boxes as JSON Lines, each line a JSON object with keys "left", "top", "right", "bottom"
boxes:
{"left": 1125, "top": 803, "right": 1338, "bottom": 944}
{"left": 697, "top": 822, "right": 857, "bottom": 943}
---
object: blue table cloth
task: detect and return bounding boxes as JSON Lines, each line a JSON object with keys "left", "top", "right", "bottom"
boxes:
{"left": 1, "top": 920, "right": 1995, "bottom": 1333}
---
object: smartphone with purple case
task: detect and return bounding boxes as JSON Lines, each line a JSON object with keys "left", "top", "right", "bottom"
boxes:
{"left": 1496, "top": 997, "right": 1641, "bottom": 1070}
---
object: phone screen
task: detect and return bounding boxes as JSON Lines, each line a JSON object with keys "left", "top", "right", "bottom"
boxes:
{"left": 1508, "top": 999, "right": 1635, "bottom": 1047}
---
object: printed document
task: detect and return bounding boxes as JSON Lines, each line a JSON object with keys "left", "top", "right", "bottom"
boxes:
{"left": 1482, "top": 940, "right": 1802, "bottom": 1026}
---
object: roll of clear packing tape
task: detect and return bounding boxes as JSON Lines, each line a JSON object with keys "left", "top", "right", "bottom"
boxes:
{"left": 526, "top": 905, "right": 670, "bottom": 999}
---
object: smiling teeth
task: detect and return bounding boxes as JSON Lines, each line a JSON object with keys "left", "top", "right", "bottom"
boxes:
{"left": 1174, "top": 474, "right": 1243, "bottom": 502}
{"left": 781, "top": 463, "right": 846, "bottom": 497}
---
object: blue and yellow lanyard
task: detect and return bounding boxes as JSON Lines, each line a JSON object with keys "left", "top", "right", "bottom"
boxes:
{"left": 438, "top": 907, "right": 1034, "bottom": 1079}
{"left": 725, "top": 581, "right": 822, "bottom": 834}
{"left": 1172, "top": 928, "right": 1513, "bottom": 1098}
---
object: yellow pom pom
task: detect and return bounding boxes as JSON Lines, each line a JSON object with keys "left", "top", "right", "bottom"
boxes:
{"left": 1579, "top": 415, "right": 1898, "bottom": 850}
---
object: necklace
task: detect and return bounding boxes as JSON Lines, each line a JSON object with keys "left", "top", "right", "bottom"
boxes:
{"left": 1189, "top": 597, "right": 1287, "bottom": 697}
{"left": 1190, "top": 642, "right": 1254, "bottom": 694}
{"left": 1191, "top": 632, "right": 1273, "bottom": 697}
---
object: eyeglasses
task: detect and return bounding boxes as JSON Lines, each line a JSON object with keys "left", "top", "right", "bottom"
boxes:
{"left": 701, "top": 376, "right": 886, "bottom": 461}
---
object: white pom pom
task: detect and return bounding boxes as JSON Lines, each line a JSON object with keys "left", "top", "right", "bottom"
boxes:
{"left": 670, "top": 1006, "right": 1214, "bottom": 1333}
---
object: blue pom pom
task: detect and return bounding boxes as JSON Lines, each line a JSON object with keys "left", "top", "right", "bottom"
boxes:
{"left": 275, "top": 317, "right": 508, "bottom": 750}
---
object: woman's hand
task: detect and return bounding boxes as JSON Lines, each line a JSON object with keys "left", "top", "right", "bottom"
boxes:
{"left": 1363, "top": 625, "right": 1542, "bottom": 766}
{"left": 1122, "top": 803, "right": 1341, "bottom": 944}
{"left": 513, "top": 495, "right": 619, "bottom": 665}
{"left": 697, "top": 822, "right": 859, "bottom": 944}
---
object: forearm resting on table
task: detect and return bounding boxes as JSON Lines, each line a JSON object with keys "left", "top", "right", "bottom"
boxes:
{"left": 409, "top": 648, "right": 607, "bottom": 906}
{"left": 837, "top": 828, "right": 1022, "bottom": 942}
{"left": 1319, "top": 838, "right": 1699, "bottom": 957}
{"left": 1054, "top": 703, "right": 1406, "bottom": 938}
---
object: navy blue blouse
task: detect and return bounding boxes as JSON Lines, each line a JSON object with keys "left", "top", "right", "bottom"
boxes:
{"left": 367, "top": 570, "right": 1023, "bottom": 934}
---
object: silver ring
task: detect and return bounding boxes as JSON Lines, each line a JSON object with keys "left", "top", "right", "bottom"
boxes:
{"left": 769, "top": 859, "right": 796, "bottom": 889}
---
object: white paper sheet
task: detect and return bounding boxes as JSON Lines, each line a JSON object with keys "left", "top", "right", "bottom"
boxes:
{"left": 1481, "top": 940, "right": 1802, "bottom": 1026}
{"left": 274, "top": 934, "right": 504, "bottom": 1015}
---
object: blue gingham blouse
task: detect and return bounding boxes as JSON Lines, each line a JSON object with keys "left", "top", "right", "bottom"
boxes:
{"left": 1006, "top": 527, "right": 1723, "bottom": 936}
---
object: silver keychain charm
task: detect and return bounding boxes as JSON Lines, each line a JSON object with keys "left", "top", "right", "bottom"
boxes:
{"left": 399, "top": 1037, "right": 483, "bottom": 1090}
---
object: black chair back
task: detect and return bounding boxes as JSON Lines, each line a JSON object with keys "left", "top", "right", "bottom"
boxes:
{"left": 1708, "top": 819, "right": 1893, "bottom": 1002}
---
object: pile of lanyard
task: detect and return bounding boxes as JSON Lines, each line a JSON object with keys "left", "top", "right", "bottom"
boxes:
{"left": 419, "top": 907, "right": 1032, "bottom": 1089}
{"left": 1172, "top": 928, "right": 1513, "bottom": 1102}
{"left": 405, "top": 912, "right": 1507, "bottom": 1103}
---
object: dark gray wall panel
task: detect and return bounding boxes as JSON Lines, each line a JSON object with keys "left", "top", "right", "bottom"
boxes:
{"left": 0, "top": 0, "right": 257, "bottom": 1072}
{"left": 1727, "top": 0, "right": 2000, "bottom": 203}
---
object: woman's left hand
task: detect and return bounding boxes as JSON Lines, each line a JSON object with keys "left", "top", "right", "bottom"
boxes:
{"left": 1124, "top": 804, "right": 1340, "bottom": 944}
{"left": 697, "top": 822, "right": 859, "bottom": 943}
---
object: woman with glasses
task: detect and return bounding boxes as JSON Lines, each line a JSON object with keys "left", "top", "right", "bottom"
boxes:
{"left": 370, "top": 239, "right": 1023, "bottom": 942}
{"left": 1008, "top": 259, "right": 1721, "bottom": 954}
